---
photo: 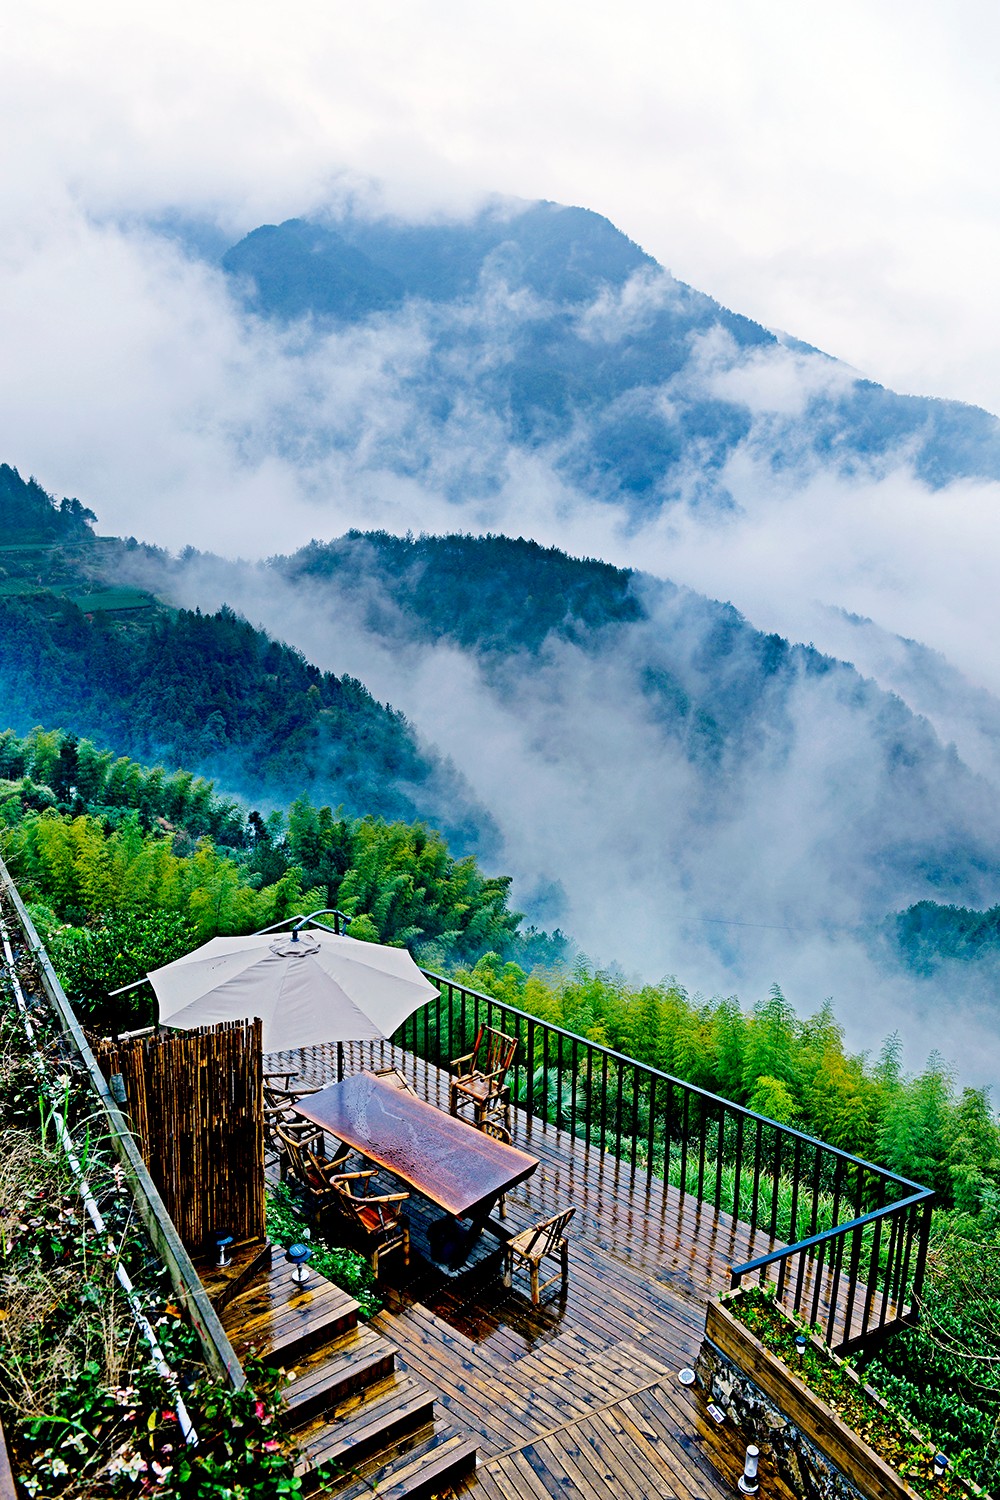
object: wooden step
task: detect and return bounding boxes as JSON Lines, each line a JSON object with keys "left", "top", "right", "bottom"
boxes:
{"left": 328, "top": 1415, "right": 479, "bottom": 1500}
{"left": 282, "top": 1324, "right": 398, "bottom": 1425}
{"left": 197, "top": 1240, "right": 273, "bottom": 1314}
{"left": 221, "top": 1256, "right": 359, "bottom": 1365}
{"left": 292, "top": 1371, "right": 436, "bottom": 1481}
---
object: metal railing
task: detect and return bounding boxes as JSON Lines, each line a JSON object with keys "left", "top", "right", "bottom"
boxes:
{"left": 0, "top": 855, "right": 245, "bottom": 1388}
{"left": 401, "top": 972, "right": 934, "bottom": 1353}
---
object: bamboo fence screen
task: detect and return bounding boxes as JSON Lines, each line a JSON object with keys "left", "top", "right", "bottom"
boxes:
{"left": 94, "top": 1020, "right": 265, "bottom": 1252}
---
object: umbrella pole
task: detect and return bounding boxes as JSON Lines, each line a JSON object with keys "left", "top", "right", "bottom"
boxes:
{"left": 337, "top": 1040, "right": 344, "bottom": 1082}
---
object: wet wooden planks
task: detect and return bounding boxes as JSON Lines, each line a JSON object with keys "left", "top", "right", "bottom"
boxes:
{"left": 263, "top": 1040, "right": 892, "bottom": 1499}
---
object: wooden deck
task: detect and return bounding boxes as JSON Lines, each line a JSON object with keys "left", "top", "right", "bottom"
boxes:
{"left": 265, "top": 1040, "right": 815, "bottom": 1499}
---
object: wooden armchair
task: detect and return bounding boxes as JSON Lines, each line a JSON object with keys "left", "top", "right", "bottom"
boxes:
{"left": 327, "top": 1178, "right": 410, "bottom": 1275}
{"left": 371, "top": 1065, "right": 416, "bottom": 1095}
{"left": 479, "top": 1118, "right": 512, "bottom": 1217}
{"left": 449, "top": 1024, "right": 517, "bottom": 1128}
{"left": 264, "top": 1071, "right": 321, "bottom": 1112}
{"left": 503, "top": 1206, "right": 576, "bottom": 1304}
{"left": 264, "top": 1073, "right": 325, "bottom": 1163}
{"left": 275, "top": 1124, "right": 356, "bottom": 1214}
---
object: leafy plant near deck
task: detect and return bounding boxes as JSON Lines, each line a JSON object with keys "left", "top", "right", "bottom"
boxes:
{"left": 856, "top": 1214, "right": 1000, "bottom": 1492}
{"left": 0, "top": 987, "right": 305, "bottom": 1497}
{"left": 265, "top": 1182, "right": 380, "bottom": 1320}
{"left": 726, "top": 1286, "right": 966, "bottom": 1498}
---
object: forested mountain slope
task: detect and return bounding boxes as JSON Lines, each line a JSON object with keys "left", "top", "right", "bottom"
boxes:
{"left": 0, "top": 466, "right": 492, "bottom": 849}
{"left": 120, "top": 526, "right": 1000, "bottom": 1068}
{"left": 7, "top": 460, "right": 1000, "bottom": 1074}
{"left": 215, "top": 201, "right": 1000, "bottom": 507}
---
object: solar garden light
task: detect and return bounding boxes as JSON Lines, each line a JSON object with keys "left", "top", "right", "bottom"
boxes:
{"left": 738, "top": 1444, "right": 760, "bottom": 1494}
{"left": 794, "top": 1334, "right": 807, "bottom": 1362}
{"left": 933, "top": 1454, "right": 949, "bottom": 1480}
{"left": 215, "top": 1234, "right": 234, "bottom": 1268}
{"left": 286, "top": 1242, "right": 313, "bottom": 1284}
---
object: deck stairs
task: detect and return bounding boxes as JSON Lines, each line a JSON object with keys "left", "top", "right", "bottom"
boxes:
{"left": 200, "top": 1243, "right": 478, "bottom": 1498}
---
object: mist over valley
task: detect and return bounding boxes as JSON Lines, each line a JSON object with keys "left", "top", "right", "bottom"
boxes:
{"left": 5, "top": 195, "right": 1000, "bottom": 1083}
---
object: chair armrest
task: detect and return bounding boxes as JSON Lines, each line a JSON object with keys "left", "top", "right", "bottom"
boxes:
{"left": 449, "top": 1051, "right": 476, "bottom": 1076}
{"left": 331, "top": 1169, "right": 377, "bottom": 1183}
{"left": 366, "top": 1191, "right": 409, "bottom": 1204}
{"left": 264, "top": 1071, "right": 299, "bottom": 1088}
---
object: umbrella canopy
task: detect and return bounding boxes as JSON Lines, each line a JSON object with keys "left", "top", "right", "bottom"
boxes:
{"left": 146, "top": 930, "right": 439, "bottom": 1053}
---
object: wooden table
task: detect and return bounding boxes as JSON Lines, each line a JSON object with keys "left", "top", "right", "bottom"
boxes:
{"left": 295, "top": 1071, "right": 539, "bottom": 1265}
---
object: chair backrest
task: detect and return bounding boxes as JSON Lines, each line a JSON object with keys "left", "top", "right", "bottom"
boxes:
{"left": 329, "top": 1179, "right": 405, "bottom": 1234}
{"left": 328, "top": 1179, "right": 365, "bottom": 1230}
{"left": 473, "top": 1025, "right": 518, "bottom": 1080}
{"left": 372, "top": 1065, "right": 416, "bottom": 1094}
{"left": 522, "top": 1206, "right": 576, "bottom": 1258}
{"left": 480, "top": 1118, "right": 512, "bottom": 1146}
{"left": 275, "top": 1125, "right": 313, "bottom": 1188}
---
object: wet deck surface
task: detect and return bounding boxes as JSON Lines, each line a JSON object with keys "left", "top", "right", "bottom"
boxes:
{"left": 265, "top": 1040, "right": 807, "bottom": 1499}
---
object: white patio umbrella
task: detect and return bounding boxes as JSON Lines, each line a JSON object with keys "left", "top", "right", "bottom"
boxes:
{"left": 146, "top": 929, "right": 439, "bottom": 1054}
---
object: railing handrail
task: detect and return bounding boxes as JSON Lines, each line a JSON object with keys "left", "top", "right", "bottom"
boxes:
{"left": 0, "top": 854, "right": 246, "bottom": 1389}
{"left": 417, "top": 967, "right": 935, "bottom": 1347}
{"left": 420, "top": 967, "right": 930, "bottom": 1198}
{"left": 732, "top": 1189, "right": 932, "bottom": 1280}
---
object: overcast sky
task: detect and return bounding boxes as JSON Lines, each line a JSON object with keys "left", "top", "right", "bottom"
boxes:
{"left": 4, "top": 0, "right": 999, "bottom": 414}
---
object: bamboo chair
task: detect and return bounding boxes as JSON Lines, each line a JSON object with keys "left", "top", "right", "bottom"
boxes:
{"left": 275, "top": 1124, "right": 356, "bottom": 1215}
{"left": 327, "top": 1178, "right": 410, "bottom": 1275}
{"left": 371, "top": 1065, "right": 417, "bottom": 1095}
{"left": 449, "top": 1024, "right": 517, "bottom": 1129}
{"left": 264, "top": 1071, "right": 321, "bottom": 1111}
{"left": 264, "top": 1072, "right": 324, "bottom": 1167}
{"left": 503, "top": 1206, "right": 576, "bottom": 1304}
{"left": 269, "top": 1112, "right": 326, "bottom": 1180}
{"left": 479, "top": 1118, "right": 512, "bottom": 1217}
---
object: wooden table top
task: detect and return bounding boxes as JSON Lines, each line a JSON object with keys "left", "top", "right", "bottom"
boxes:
{"left": 295, "top": 1071, "right": 539, "bottom": 1218}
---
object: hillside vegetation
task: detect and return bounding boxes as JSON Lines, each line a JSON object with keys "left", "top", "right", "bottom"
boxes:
{"left": 216, "top": 201, "right": 1000, "bottom": 501}
{"left": 0, "top": 465, "right": 491, "bottom": 849}
{"left": 1, "top": 719, "right": 998, "bottom": 1484}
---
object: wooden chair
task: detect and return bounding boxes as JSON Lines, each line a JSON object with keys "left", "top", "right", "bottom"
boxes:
{"left": 269, "top": 1113, "right": 325, "bottom": 1180}
{"left": 264, "top": 1073, "right": 325, "bottom": 1164}
{"left": 327, "top": 1178, "right": 410, "bottom": 1275}
{"left": 275, "top": 1124, "right": 355, "bottom": 1214}
{"left": 449, "top": 1024, "right": 517, "bottom": 1128}
{"left": 479, "top": 1118, "right": 512, "bottom": 1217}
{"left": 264, "top": 1071, "right": 321, "bottom": 1112}
{"left": 371, "top": 1065, "right": 417, "bottom": 1095}
{"left": 503, "top": 1206, "right": 576, "bottom": 1304}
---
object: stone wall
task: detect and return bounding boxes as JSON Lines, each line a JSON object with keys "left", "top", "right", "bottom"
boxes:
{"left": 696, "top": 1338, "right": 887, "bottom": 1500}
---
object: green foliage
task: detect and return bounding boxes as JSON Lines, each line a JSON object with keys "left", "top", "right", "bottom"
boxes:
{"left": 265, "top": 1182, "right": 380, "bottom": 1319}
{"left": 0, "top": 463, "right": 484, "bottom": 843}
{"left": 0, "top": 727, "right": 543, "bottom": 1034}
{"left": 729, "top": 1287, "right": 968, "bottom": 1498}
{"left": 455, "top": 956, "right": 1000, "bottom": 1215}
{"left": 0, "top": 995, "right": 303, "bottom": 1499}
{"left": 39, "top": 908, "right": 197, "bottom": 1031}
{"left": 858, "top": 1214, "right": 1000, "bottom": 1490}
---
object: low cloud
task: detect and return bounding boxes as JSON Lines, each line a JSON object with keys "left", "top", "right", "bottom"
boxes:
{"left": 5, "top": 199, "right": 1000, "bottom": 1085}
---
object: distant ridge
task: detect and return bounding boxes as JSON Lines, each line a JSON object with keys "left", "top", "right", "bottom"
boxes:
{"left": 215, "top": 200, "right": 1000, "bottom": 501}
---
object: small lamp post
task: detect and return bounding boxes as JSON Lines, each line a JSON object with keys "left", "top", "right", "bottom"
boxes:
{"left": 738, "top": 1444, "right": 760, "bottom": 1494}
{"left": 286, "top": 1242, "right": 313, "bottom": 1285}
{"left": 933, "top": 1454, "right": 949, "bottom": 1481}
{"left": 794, "top": 1334, "right": 807, "bottom": 1362}
{"left": 215, "top": 1234, "right": 234, "bottom": 1268}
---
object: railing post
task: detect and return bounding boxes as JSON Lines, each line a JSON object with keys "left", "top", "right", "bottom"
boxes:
{"left": 526, "top": 1017, "right": 536, "bottom": 1121}
{"left": 907, "top": 1194, "right": 934, "bottom": 1324}
{"left": 413, "top": 963, "right": 935, "bottom": 1360}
